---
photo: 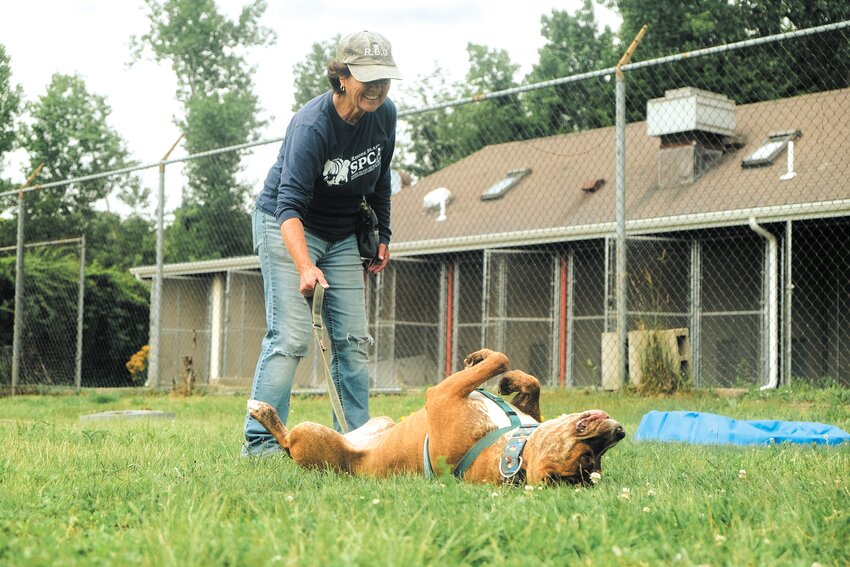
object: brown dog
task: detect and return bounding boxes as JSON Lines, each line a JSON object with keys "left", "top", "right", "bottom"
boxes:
{"left": 247, "top": 348, "right": 625, "bottom": 485}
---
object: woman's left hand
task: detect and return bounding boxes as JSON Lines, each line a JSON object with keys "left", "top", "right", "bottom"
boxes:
{"left": 367, "top": 243, "right": 390, "bottom": 274}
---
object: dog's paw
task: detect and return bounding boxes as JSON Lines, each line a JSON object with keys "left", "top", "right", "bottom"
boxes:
{"left": 463, "top": 348, "right": 497, "bottom": 368}
{"left": 247, "top": 399, "right": 278, "bottom": 421}
{"left": 247, "top": 399, "right": 268, "bottom": 412}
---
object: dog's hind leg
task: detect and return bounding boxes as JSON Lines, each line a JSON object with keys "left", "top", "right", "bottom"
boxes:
{"left": 498, "top": 370, "right": 542, "bottom": 421}
{"left": 247, "top": 400, "right": 290, "bottom": 451}
{"left": 287, "top": 423, "right": 362, "bottom": 474}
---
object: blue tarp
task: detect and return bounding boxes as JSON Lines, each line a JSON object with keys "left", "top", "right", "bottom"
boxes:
{"left": 635, "top": 410, "right": 850, "bottom": 446}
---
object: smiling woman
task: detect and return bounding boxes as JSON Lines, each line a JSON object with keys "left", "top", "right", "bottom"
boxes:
{"left": 244, "top": 30, "right": 403, "bottom": 457}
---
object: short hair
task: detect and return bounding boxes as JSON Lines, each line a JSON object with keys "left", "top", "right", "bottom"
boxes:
{"left": 327, "top": 61, "right": 351, "bottom": 94}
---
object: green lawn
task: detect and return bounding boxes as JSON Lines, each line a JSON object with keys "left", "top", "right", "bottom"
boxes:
{"left": 0, "top": 386, "right": 848, "bottom": 566}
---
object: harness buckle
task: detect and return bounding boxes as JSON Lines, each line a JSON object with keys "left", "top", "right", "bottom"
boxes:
{"left": 499, "top": 455, "right": 523, "bottom": 480}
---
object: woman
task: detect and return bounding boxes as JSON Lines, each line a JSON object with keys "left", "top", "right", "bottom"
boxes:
{"left": 243, "top": 30, "right": 401, "bottom": 456}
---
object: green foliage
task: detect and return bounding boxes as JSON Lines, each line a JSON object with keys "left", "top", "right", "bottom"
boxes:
{"left": 132, "top": 0, "right": 274, "bottom": 102}
{"left": 86, "top": 212, "right": 156, "bottom": 271}
{"left": 0, "top": 43, "right": 23, "bottom": 182}
{"left": 81, "top": 265, "right": 150, "bottom": 386}
{"left": 637, "top": 331, "right": 691, "bottom": 395}
{"left": 400, "top": 44, "right": 531, "bottom": 178}
{"left": 16, "top": 73, "right": 142, "bottom": 239}
{"left": 0, "top": 390, "right": 846, "bottom": 566}
{"left": 291, "top": 35, "right": 339, "bottom": 110}
{"left": 525, "top": 0, "right": 619, "bottom": 134}
{"left": 0, "top": 252, "right": 149, "bottom": 387}
{"left": 133, "top": 0, "right": 274, "bottom": 262}
{"left": 607, "top": 0, "right": 850, "bottom": 117}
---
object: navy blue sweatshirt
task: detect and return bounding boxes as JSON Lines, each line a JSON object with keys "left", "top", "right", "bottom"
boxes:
{"left": 255, "top": 90, "right": 395, "bottom": 246}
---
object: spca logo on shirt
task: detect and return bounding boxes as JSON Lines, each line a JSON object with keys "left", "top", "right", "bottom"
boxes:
{"left": 322, "top": 145, "right": 382, "bottom": 187}
{"left": 322, "top": 158, "right": 350, "bottom": 185}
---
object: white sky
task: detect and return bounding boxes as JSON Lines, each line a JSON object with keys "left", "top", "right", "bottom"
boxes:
{"left": 0, "top": 0, "right": 620, "bottom": 204}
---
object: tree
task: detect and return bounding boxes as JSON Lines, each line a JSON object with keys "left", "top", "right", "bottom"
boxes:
{"left": 132, "top": 0, "right": 275, "bottom": 262}
{"left": 14, "top": 73, "right": 144, "bottom": 244}
{"left": 525, "top": 1, "right": 619, "bottom": 135}
{"left": 0, "top": 43, "right": 23, "bottom": 193}
{"left": 0, "top": 251, "right": 150, "bottom": 387}
{"left": 400, "top": 44, "right": 529, "bottom": 177}
{"left": 604, "top": 0, "right": 850, "bottom": 113}
{"left": 291, "top": 35, "right": 339, "bottom": 111}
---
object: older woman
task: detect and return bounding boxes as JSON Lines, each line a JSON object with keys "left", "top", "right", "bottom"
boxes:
{"left": 243, "top": 31, "right": 401, "bottom": 456}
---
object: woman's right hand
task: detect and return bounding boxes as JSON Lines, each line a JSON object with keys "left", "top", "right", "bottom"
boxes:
{"left": 299, "top": 265, "right": 329, "bottom": 297}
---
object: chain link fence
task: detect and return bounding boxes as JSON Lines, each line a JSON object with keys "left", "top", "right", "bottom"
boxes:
{"left": 2, "top": 21, "right": 849, "bottom": 394}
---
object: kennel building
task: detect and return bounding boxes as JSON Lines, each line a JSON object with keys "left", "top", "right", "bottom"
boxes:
{"left": 131, "top": 87, "right": 850, "bottom": 390}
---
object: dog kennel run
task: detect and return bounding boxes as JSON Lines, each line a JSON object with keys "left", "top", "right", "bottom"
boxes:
{"left": 134, "top": 214, "right": 849, "bottom": 391}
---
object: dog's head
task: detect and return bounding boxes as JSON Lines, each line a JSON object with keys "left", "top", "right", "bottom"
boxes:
{"left": 522, "top": 410, "right": 625, "bottom": 486}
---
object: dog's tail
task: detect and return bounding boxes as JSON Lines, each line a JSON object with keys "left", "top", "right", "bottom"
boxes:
{"left": 498, "top": 371, "right": 543, "bottom": 422}
{"left": 247, "top": 400, "right": 290, "bottom": 451}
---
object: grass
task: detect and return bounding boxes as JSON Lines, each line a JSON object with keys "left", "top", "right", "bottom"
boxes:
{"left": 0, "top": 385, "right": 848, "bottom": 567}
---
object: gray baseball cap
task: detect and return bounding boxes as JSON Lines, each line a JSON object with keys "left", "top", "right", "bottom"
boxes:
{"left": 337, "top": 30, "right": 403, "bottom": 82}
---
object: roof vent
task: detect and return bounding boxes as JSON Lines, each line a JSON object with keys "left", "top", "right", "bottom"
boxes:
{"left": 647, "top": 87, "right": 735, "bottom": 138}
{"left": 647, "top": 88, "right": 736, "bottom": 188}
{"left": 480, "top": 168, "right": 530, "bottom": 201}
{"left": 423, "top": 187, "right": 453, "bottom": 222}
{"left": 581, "top": 178, "right": 605, "bottom": 193}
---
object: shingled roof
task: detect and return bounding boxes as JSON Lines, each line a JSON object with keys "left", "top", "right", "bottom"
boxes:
{"left": 389, "top": 87, "right": 850, "bottom": 255}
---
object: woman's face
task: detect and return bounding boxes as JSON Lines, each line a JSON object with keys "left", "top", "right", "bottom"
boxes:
{"left": 341, "top": 77, "right": 391, "bottom": 114}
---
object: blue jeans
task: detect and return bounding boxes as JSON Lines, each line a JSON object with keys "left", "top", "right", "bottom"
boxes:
{"left": 243, "top": 208, "right": 373, "bottom": 456}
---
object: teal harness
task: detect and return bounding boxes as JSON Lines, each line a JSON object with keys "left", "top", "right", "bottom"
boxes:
{"left": 423, "top": 389, "right": 539, "bottom": 483}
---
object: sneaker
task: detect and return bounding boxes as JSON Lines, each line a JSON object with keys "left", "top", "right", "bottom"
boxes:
{"left": 241, "top": 440, "right": 285, "bottom": 458}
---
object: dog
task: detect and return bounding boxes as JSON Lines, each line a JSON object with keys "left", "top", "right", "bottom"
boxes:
{"left": 247, "top": 348, "right": 625, "bottom": 485}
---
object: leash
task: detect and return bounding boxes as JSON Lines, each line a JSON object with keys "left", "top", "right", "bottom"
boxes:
{"left": 423, "top": 389, "right": 538, "bottom": 482}
{"left": 310, "top": 285, "right": 349, "bottom": 434}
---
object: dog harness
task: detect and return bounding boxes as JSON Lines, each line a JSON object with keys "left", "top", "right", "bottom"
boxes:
{"left": 423, "top": 388, "right": 539, "bottom": 483}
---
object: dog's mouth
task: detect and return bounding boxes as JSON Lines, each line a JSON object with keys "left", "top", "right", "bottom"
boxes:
{"left": 546, "top": 472, "right": 588, "bottom": 486}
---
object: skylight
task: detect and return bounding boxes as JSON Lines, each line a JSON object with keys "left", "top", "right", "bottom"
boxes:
{"left": 741, "top": 130, "right": 800, "bottom": 168}
{"left": 480, "top": 168, "right": 531, "bottom": 201}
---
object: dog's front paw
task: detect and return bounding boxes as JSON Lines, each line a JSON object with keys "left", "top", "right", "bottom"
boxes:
{"left": 464, "top": 348, "right": 496, "bottom": 368}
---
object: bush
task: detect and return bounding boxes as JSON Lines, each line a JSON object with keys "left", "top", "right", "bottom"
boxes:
{"left": 0, "top": 251, "right": 149, "bottom": 387}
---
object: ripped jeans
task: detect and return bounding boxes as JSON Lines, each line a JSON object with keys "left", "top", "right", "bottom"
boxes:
{"left": 243, "top": 208, "right": 372, "bottom": 455}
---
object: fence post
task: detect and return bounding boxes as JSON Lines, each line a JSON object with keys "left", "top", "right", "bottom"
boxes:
{"left": 148, "top": 134, "right": 183, "bottom": 390}
{"left": 75, "top": 234, "right": 86, "bottom": 390}
{"left": 613, "top": 25, "right": 648, "bottom": 389}
{"left": 614, "top": 72, "right": 628, "bottom": 388}
{"left": 11, "top": 192, "right": 25, "bottom": 396}
{"left": 10, "top": 164, "right": 44, "bottom": 396}
{"left": 148, "top": 161, "right": 166, "bottom": 389}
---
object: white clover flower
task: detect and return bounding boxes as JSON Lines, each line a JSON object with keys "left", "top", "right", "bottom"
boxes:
{"left": 738, "top": 469, "right": 747, "bottom": 479}
{"left": 642, "top": 506, "right": 651, "bottom": 513}
{"left": 490, "top": 492, "right": 499, "bottom": 498}
{"left": 371, "top": 498, "right": 381, "bottom": 505}
{"left": 619, "top": 487, "right": 631, "bottom": 500}
{"left": 647, "top": 488, "right": 656, "bottom": 497}
{"left": 612, "top": 546, "right": 623, "bottom": 557}
{"left": 524, "top": 484, "right": 535, "bottom": 492}
{"left": 714, "top": 534, "right": 727, "bottom": 545}
{"left": 590, "top": 471, "right": 602, "bottom": 484}
{"left": 285, "top": 495, "right": 294, "bottom": 502}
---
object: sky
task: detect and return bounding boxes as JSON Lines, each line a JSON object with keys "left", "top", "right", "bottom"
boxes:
{"left": 0, "top": 0, "right": 621, "bottom": 202}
